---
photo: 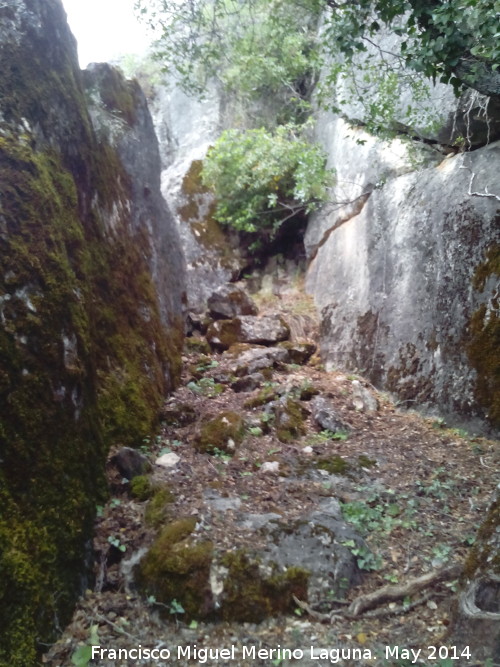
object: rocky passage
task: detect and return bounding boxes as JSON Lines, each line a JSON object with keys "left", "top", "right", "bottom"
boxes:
{"left": 44, "top": 282, "right": 499, "bottom": 666}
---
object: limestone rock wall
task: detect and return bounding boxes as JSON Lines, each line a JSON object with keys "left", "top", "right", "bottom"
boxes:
{"left": 0, "top": 1, "right": 184, "bottom": 663}
{"left": 306, "top": 119, "right": 500, "bottom": 430}
{"left": 150, "top": 80, "right": 244, "bottom": 312}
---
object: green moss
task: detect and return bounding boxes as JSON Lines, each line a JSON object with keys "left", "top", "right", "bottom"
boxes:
{"left": 136, "top": 518, "right": 213, "bottom": 619}
{"left": 144, "top": 486, "right": 176, "bottom": 527}
{"left": 193, "top": 412, "right": 245, "bottom": 454}
{"left": 243, "top": 385, "right": 280, "bottom": 408}
{"left": 220, "top": 550, "right": 309, "bottom": 623}
{"left": 179, "top": 160, "right": 236, "bottom": 270}
{"left": 130, "top": 475, "right": 154, "bottom": 501}
{"left": 185, "top": 337, "right": 211, "bottom": 355}
{"left": 275, "top": 398, "right": 307, "bottom": 443}
{"left": 181, "top": 160, "right": 209, "bottom": 198}
{"left": 0, "top": 48, "right": 183, "bottom": 663}
{"left": 0, "top": 139, "right": 106, "bottom": 664}
{"left": 316, "top": 455, "right": 351, "bottom": 475}
{"left": 467, "top": 243, "right": 500, "bottom": 428}
{"left": 358, "top": 455, "right": 377, "bottom": 468}
{"left": 83, "top": 65, "right": 140, "bottom": 126}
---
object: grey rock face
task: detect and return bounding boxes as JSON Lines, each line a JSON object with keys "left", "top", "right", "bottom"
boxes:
{"left": 82, "top": 63, "right": 186, "bottom": 334}
{"left": 0, "top": 1, "right": 185, "bottom": 657}
{"left": 307, "top": 142, "right": 500, "bottom": 428}
{"left": 151, "top": 80, "right": 243, "bottom": 312}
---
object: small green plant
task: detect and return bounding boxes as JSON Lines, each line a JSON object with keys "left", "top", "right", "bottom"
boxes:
{"left": 212, "top": 447, "right": 232, "bottom": 463}
{"left": 248, "top": 426, "right": 264, "bottom": 437}
{"left": 71, "top": 625, "right": 99, "bottom": 666}
{"left": 107, "top": 535, "right": 126, "bottom": 553}
{"left": 169, "top": 599, "right": 185, "bottom": 615}
{"left": 196, "top": 359, "right": 219, "bottom": 372}
{"left": 187, "top": 377, "right": 224, "bottom": 398}
{"left": 342, "top": 539, "right": 383, "bottom": 571}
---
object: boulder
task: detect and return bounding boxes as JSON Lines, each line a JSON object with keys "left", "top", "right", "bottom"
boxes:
{"left": 207, "top": 316, "right": 290, "bottom": 351}
{"left": 110, "top": 447, "right": 151, "bottom": 480}
{"left": 311, "top": 396, "right": 350, "bottom": 434}
{"left": 238, "top": 315, "right": 290, "bottom": 345}
{"left": 352, "top": 380, "right": 380, "bottom": 412}
{"left": 274, "top": 397, "right": 309, "bottom": 443}
{"left": 136, "top": 501, "right": 366, "bottom": 622}
{"left": 207, "top": 284, "right": 258, "bottom": 319}
{"left": 279, "top": 341, "right": 317, "bottom": 365}
{"left": 261, "top": 499, "right": 365, "bottom": 605}
{"left": 231, "top": 373, "right": 265, "bottom": 393}
{"left": 226, "top": 345, "right": 289, "bottom": 376}
{"left": 193, "top": 411, "right": 245, "bottom": 454}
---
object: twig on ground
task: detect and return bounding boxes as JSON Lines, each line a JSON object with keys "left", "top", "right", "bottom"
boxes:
{"left": 294, "top": 564, "right": 461, "bottom": 622}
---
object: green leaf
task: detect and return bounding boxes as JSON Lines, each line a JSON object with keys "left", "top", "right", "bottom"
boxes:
{"left": 71, "top": 645, "right": 93, "bottom": 666}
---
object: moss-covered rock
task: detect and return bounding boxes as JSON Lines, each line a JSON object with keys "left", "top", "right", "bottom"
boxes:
{"left": 0, "top": 3, "right": 184, "bottom": 662}
{"left": 243, "top": 385, "right": 281, "bottom": 408}
{"left": 274, "top": 398, "right": 308, "bottom": 443}
{"left": 130, "top": 475, "right": 154, "bottom": 501}
{"left": 316, "top": 455, "right": 352, "bottom": 475}
{"left": 136, "top": 518, "right": 214, "bottom": 619}
{"left": 219, "top": 550, "right": 309, "bottom": 623}
{"left": 193, "top": 412, "right": 245, "bottom": 454}
{"left": 144, "top": 485, "right": 176, "bottom": 527}
{"left": 185, "top": 336, "right": 211, "bottom": 355}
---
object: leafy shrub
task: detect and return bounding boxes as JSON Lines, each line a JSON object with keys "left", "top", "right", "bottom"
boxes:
{"left": 202, "top": 123, "right": 333, "bottom": 246}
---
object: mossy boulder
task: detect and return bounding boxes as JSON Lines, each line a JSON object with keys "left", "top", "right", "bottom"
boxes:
{"left": 274, "top": 398, "right": 308, "bottom": 443}
{"left": 244, "top": 385, "right": 281, "bottom": 408}
{"left": 316, "top": 455, "right": 352, "bottom": 475}
{"left": 130, "top": 475, "right": 154, "bottom": 501}
{"left": 144, "top": 485, "right": 176, "bottom": 527}
{"left": 185, "top": 336, "right": 211, "bottom": 355}
{"left": 219, "top": 550, "right": 309, "bottom": 623}
{"left": 0, "top": 2, "right": 184, "bottom": 661}
{"left": 136, "top": 518, "right": 214, "bottom": 619}
{"left": 193, "top": 412, "right": 245, "bottom": 454}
